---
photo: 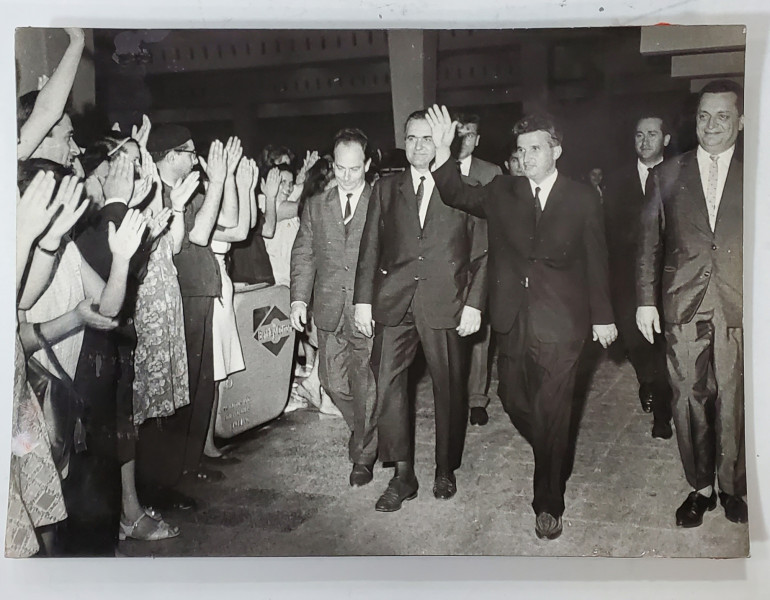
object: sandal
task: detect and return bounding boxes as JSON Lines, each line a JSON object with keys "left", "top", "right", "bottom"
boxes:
{"left": 118, "top": 512, "right": 180, "bottom": 541}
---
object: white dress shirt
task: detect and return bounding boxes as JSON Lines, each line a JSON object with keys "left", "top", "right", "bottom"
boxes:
{"left": 457, "top": 155, "right": 473, "bottom": 177}
{"left": 337, "top": 181, "right": 366, "bottom": 221}
{"left": 528, "top": 169, "right": 559, "bottom": 210}
{"left": 411, "top": 165, "right": 435, "bottom": 227}
{"left": 696, "top": 144, "right": 735, "bottom": 229}
{"left": 637, "top": 157, "right": 663, "bottom": 193}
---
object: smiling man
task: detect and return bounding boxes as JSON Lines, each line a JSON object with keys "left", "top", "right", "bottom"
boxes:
{"left": 427, "top": 106, "right": 616, "bottom": 541}
{"left": 637, "top": 80, "right": 746, "bottom": 528}
{"left": 354, "top": 110, "right": 488, "bottom": 512}
{"left": 604, "top": 113, "right": 673, "bottom": 439}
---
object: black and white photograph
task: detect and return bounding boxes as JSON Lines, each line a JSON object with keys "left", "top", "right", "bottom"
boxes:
{"left": 3, "top": 0, "right": 770, "bottom": 597}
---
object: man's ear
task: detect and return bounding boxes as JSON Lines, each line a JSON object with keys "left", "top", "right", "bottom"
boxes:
{"left": 504, "top": 160, "right": 510, "bottom": 172}
{"left": 552, "top": 145, "right": 563, "bottom": 161}
{"left": 738, "top": 114, "right": 745, "bottom": 132}
{"left": 474, "top": 135, "right": 481, "bottom": 149}
{"left": 364, "top": 158, "right": 371, "bottom": 173}
{"left": 663, "top": 134, "right": 671, "bottom": 147}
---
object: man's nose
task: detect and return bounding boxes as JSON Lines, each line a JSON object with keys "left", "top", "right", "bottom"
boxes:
{"left": 71, "top": 141, "right": 82, "bottom": 156}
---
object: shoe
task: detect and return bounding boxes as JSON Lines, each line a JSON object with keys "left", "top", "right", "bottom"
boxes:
{"left": 144, "top": 488, "right": 197, "bottom": 512}
{"left": 433, "top": 471, "right": 457, "bottom": 500}
{"left": 118, "top": 512, "right": 180, "bottom": 541}
{"left": 638, "top": 383, "right": 654, "bottom": 413}
{"left": 719, "top": 492, "right": 748, "bottom": 524}
{"left": 535, "top": 512, "right": 563, "bottom": 540}
{"left": 675, "top": 491, "right": 717, "bottom": 527}
{"left": 349, "top": 463, "right": 374, "bottom": 487}
{"left": 469, "top": 407, "right": 489, "bottom": 426}
{"left": 375, "top": 476, "right": 418, "bottom": 512}
{"left": 651, "top": 420, "right": 673, "bottom": 439}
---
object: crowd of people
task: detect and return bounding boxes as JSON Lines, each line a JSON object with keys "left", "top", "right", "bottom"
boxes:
{"left": 9, "top": 27, "right": 746, "bottom": 557}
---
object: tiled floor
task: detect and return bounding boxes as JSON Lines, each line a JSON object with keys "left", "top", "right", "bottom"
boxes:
{"left": 120, "top": 351, "right": 749, "bottom": 558}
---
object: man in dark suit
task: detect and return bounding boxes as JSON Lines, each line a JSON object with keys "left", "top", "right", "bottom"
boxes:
{"left": 426, "top": 105, "right": 617, "bottom": 540}
{"left": 354, "top": 110, "right": 488, "bottom": 512}
{"left": 454, "top": 113, "right": 501, "bottom": 426}
{"left": 604, "top": 114, "right": 673, "bottom": 439}
{"left": 290, "top": 128, "right": 379, "bottom": 487}
{"left": 637, "top": 80, "right": 746, "bottom": 527}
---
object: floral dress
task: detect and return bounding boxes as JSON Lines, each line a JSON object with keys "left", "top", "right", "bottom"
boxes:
{"left": 132, "top": 232, "right": 190, "bottom": 426}
{"left": 5, "top": 335, "right": 67, "bottom": 558}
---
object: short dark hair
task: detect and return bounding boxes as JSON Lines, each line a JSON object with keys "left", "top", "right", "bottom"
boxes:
{"left": 404, "top": 109, "right": 429, "bottom": 132}
{"left": 333, "top": 128, "right": 369, "bottom": 155}
{"left": 698, "top": 79, "right": 744, "bottom": 115}
{"left": 455, "top": 112, "right": 481, "bottom": 130}
{"left": 513, "top": 113, "right": 563, "bottom": 147}
{"left": 17, "top": 158, "right": 75, "bottom": 194}
{"left": 259, "top": 144, "right": 296, "bottom": 173}
{"left": 635, "top": 113, "right": 670, "bottom": 136}
{"left": 80, "top": 133, "right": 139, "bottom": 177}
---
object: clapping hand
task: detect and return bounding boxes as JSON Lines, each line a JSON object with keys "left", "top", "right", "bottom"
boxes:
{"left": 103, "top": 155, "right": 135, "bottom": 203}
{"left": 235, "top": 157, "right": 251, "bottom": 189}
{"left": 203, "top": 140, "right": 227, "bottom": 185}
{"left": 144, "top": 207, "right": 173, "bottom": 239}
{"left": 131, "top": 114, "right": 152, "bottom": 150}
{"left": 170, "top": 171, "right": 200, "bottom": 211}
{"left": 261, "top": 167, "right": 281, "bottom": 199}
{"left": 107, "top": 209, "right": 147, "bottom": 261}
{"left": 129, "top": 171, "right": 153, "bottom": 208}
{"left": 296, "top": 150, "right": 320, "bottom": 186}
{"left": 39, "top": 175, "right": 88, "bottom": 250}
{"left": 224, "top": 136, "right": 243, "bottom": 176}
{"left": 17, "top": 171, "right": 58, "bottom": 245}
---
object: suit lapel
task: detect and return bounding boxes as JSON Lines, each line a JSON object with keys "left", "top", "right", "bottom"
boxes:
{"left": 714, "top": 156, "right": 742, "bottom": 232}
{"left": 346, "top": 183, "right": 371, "bottom": 236}
{"left": 680, "top": 153, "right": 712, "bottom": 230}
{"left": 421, "top": 185, "right": 441, "bottom": 231}
{"left": 399, "top": 170, "right": 422, "bottom": 229}
{"left": 326, "top": 186, "right": 345, "bottom": 236}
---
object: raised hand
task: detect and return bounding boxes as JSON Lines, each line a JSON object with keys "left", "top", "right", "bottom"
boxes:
{"left": 75, "top": 298, "right": 118, "bottom": 331}
{"left": 131, "top": 114, "right": 152, "bottom": 150}
{"left": 261, "top": 167, "right": 281, "bottom": 199}
{"left": 39, "top": 175, "right": 88, "bottom": 250}
{"left": 296, "top": 150, "right": 319, "bottom": 185}
{"left": 235, "top": 157, "right": 251, "bottom": 189}
{"left": 146, "top": 207, "right": 173, "bottom": 239}
{"left": 247, "top": 159, "right": 259, "bottom": 194}
{"left": 129, "top": 171, "right": 153, "bottom": 207}
{"left": 425, "top": 104, "right": 457, "bottom": 151}
{"left": 170, "top": 171, "right": 200, "bottom": 211}
{"left": 224, "top": 136, "right": 243, "bottom": 175}
{"left": 16, "top": 171, "right": 58, "bottom": 244}
{"left": 102, "top": 155, "right": 135, "bottom": 203}
{"left": 108, "top": 209, "right": 147, "bottom": 261}
{"left": 64, "top": 27, "right": 85, "bottom": 44}
{"left": 205, "top": 140, "right": 227, "bottom": 185}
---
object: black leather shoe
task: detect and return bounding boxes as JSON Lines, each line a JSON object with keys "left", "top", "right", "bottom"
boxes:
{"left": 719, "top": 492, "right": 748, "bottom": 524}
{"left": 375, "top": 476, "right": 418, "bottom": 512}
{"left": 638, "top": 383, "right": 654, "bottom": 413}
{"left": 651, "top": 420, "right": 673, "bottom": 439}
{"left": 433, "top": 471, "right": 457, "bottom": 500}
{"left": 469, "top": 407, "right": 489, "bottom": 426}
{"left": 144, "top": 488, "right": 197, "bottom": 512}
{"left": 349, "top": 463, "right": 374, "bottom": 487}
{"left": 535, "top": 512, "right": 563, "bottom": 540}
{"left": 675, "top": 491, "right": 717, "bottom": 527}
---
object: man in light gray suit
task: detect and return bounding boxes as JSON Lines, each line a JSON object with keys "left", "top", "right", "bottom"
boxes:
{"left": 290, "top": 128, "right": 379, "bottom": 487}
{"left": 455, "top": 113, "right": 501, "bottom": 426}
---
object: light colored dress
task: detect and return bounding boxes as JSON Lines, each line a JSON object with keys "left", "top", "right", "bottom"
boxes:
{"left": 132, "top": 232, "right": 190, "bottom": 426}
{"left": 264, "top": 216, "right": 300, "bottom": 287}
{"left": 5, "top": 335, "right": 68, "bottom": 558}
{"left": 211, "top": 239, "right": 245, "bottom": 381}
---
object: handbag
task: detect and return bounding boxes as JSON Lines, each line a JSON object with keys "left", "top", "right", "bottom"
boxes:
{"left": 25, "top": 323, "right": 87, "bottom": 474}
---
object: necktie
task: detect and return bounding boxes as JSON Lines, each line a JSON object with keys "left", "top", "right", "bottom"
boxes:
{"left": 456, "top": 160, "right": 463, "bottom": 175}
{"left": 705, "top": 155, "right": 719, "bottom": 230}
{"left": 416, "top": 175, "right": 426, "bottom": 209}
{"left": 643, "top": 167, "right": 653, "bottom": 195}
{"left": 534, "top": 186, "right": 542, "bottom": 226}
{"left": 343, "top": 192, "right": 353, "bottom": 225}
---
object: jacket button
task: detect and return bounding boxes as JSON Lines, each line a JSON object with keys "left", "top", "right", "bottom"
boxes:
{"left": 703, "top": 271, "right": 711, "bottom": 277}
{"left": 418, "top": 256, "right": 424, "bottom": 261}
{"left": 344, "top": 266, "right": 349, "bottom": 271}
{"left": 341, "top": 286, "right": 347, "bottom": 291}
{"left": 712, "top": 244, "right": 717, "bottom": 250}
{"left": 414, "top": 276, "right": 420, "bottom": 281}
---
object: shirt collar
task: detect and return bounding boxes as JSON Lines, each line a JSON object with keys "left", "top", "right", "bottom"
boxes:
{"left": 458, "top": 155, "right": 473, "bottom": 171}
{"left": 697, "top": 143, "right": 735, "bottom": 164}
{"left": 104, "top": 197, "right": 127, "bottom": 207}
{"left": 638, "top": 157, "right": 663, "bottom": 172}
{"left": 337, "top": 180, "right": 366, "bottom": 202}
{"left": 410, "top": 165, "right": 433, "bottom": 186}
{"left": 528, "top": 168, "right": 558, "bottom": 198}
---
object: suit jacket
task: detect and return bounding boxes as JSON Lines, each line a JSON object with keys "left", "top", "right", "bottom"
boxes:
{"left": 637, "top": 149, "right": 743, "bottom": 327}
{"left": 466, "top": 156, "right": 502, "bottom": 186}
{"left": 603, "top": 164, "right": 648, "bottom": 316}
{"left": 290, "top": 184, "right": 372, "bottom": 332}
{"left": 432, "top": 159, "right": 614, "bottom": 342}
{"left": 354, "top": 170, "right": 488, "bottom": 329}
